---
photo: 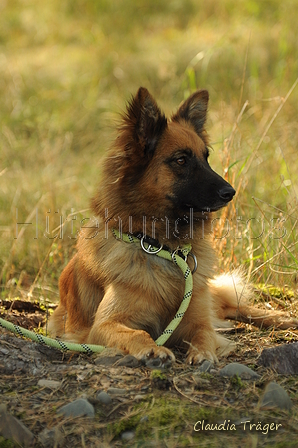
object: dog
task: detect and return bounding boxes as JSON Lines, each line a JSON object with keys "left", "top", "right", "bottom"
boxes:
{"left": 48, "top": 87, "right": 298, "bottom": 364}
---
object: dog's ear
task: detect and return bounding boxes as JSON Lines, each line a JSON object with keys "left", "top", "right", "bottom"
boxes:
{"left": 172, "top": 90, "right": 209, "bottom": 135}
{"left": 123, "top": 87, "right": 167, "bottom": 157}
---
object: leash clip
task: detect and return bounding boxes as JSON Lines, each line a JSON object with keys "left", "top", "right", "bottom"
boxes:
{"left": 140, "top": 236, "right": 163, "bottom": 254}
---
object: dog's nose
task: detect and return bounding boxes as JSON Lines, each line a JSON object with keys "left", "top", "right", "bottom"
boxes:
{"left": 218, "top": 186, "right": 236, "bottom": 202}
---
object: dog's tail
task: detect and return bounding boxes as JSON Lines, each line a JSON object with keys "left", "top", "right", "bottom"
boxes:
{"left": 209, "top": 270, "right": 298, "bottom": 330}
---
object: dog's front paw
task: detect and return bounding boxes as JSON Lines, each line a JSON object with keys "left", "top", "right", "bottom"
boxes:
{"left": 186, "top": 349, "right": 218, "bottom": 366}
{"left": 135, "top": 346, "right": 175, "bottom": 366}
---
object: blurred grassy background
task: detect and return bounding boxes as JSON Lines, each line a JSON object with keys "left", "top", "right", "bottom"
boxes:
{"left": 0, "top": 0, "right": 298, "bottom": 301}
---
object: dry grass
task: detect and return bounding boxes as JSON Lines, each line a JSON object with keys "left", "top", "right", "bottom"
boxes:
{"left": 1, "top": 1, "right": 298, "bottom": 295}
{"left": 1, "top": 1, "right": 298, "bottom": 446}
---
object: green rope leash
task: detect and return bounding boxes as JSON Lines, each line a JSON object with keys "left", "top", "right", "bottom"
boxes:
{"left": 0, "top": 317, "right": 105, "bottom": 354}
{"left": 0, "top": 231, "right": 195, "bottom": 353}
{"left": 111, "top": 229, "right": 194, "bottom": 346}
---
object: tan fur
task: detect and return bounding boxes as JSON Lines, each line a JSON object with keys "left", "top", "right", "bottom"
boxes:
{"left": 48, "top": 88, "right": 298, "bottom": 364}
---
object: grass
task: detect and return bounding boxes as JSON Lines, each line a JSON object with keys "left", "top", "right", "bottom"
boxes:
{"left": 1, "top": 1, "right": 298, "bottom": 298}
{"left": 1, "top": 1, "right": 298, "bottom": 295}
{"left": 1, "top": 4, "right": 298, "bottom": 445}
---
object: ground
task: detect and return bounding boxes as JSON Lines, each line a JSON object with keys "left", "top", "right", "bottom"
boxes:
{"left": 1, "top": 298, "right": 298, "bottom": 447}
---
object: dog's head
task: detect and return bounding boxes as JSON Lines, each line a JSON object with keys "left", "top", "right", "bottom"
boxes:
{"left": 115, "top": 87, "right": 235, "bottom": 214}
{"left": 94, "top": 88, "right": 235, "bottom": 228}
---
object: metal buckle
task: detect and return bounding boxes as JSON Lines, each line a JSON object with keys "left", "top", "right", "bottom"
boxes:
{"left": 140, "top": 236, "right": 163, "bottom": 254}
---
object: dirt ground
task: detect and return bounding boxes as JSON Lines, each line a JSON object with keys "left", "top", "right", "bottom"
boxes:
{"left": 1, "top": 299, "right": 298, "bottom": 448}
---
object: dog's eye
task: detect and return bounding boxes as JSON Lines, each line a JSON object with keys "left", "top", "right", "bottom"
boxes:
{"left": 176, "top": 157, "right": 186, "bottom": 166}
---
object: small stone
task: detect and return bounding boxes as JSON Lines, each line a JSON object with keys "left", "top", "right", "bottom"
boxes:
{"left": 219, "top": 362, "right": 261, "bottom": 380}
{"left": 0, "top": 347, "right": 9, "bottom": 355}
{"left": 0, "top": 412, "right": 35, "bottom": 447}
{"left": 258, "top": 343, "right": 298, "bottom": 374}
{"left": 107, "top": 387, "right": 127, "bottom": 395}
{"left": 38, "top": 379, "right": 61, "bottom": 390}
{"left": 38, "top": 426, "right": 65, "bottom": 448}
{"left": 197, "top": 360, "right": 213, "bottom": 373}
{"left": 58, "top": 398, "right": 95, "bottom": 418}
{"left": 259, "top": 382, "right": 292, "bottom": 411}
{"left": 121, "top": 430, "right": 135, "bottom": 441}
{"left": 97, "top": 391, "right": 112, "bottom": 405}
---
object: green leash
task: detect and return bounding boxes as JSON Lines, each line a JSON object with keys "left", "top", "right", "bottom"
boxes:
{"left": 111, "top": 229, "right": 196, "bottom": 346}
{"left": 0, "top": 317, "right": 105, "bottom": 354}
{"left": 0, "top": 231, "right": 196, "bottom": 353}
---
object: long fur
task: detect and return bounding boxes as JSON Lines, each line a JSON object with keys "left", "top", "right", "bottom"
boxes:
{"left": 48, "top": 88, "right": 298, "bottom": 364}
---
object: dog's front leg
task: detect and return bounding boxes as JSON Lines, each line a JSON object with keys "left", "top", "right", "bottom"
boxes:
{"left": 88, "top": 320, "right": 175, "bottom": 361}
{"left": 185, "top": 326, "right": 219, "bottom": 365}
{"left": 87, "top": 285, "right": 175, "bottom": 363}
{"left": 175, "top": 285, "right": 219, "bottom": 364}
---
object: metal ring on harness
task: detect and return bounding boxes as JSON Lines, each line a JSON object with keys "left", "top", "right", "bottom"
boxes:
{"left": 188, "top": 252, "right": 198, "bottom": 274}
{"left": 171, "top": 248, "right": 187, "bottom": 262}
{"left": 140, "top": 236, "right": 163, "bottom": 254}
{"left": 172, "top": 249, "right": 197, "bottom": 274}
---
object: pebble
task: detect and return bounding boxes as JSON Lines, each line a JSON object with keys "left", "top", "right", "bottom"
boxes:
{"left": 58, "top": 398, "right": 95, "bottom": 418}
{"left": 97, "top": 391, "right": 112, "bottom": 405}
{"left": 259, "top": 381, "right": 293, "bottom": 411}
{"left": 258, "top": 343, "right": 298, "bottom": 374}
{"left": 38, "top": 379, "right": 61, "bottom": 389}
{"left": 121, "top": 430, "right": 135, "bottom": 441}
{"left": 0, "top": 347, "right": 9, "bottom": 355}
{"left": 219, "top": 362, "right": 261, "bottom": 380}
{"left": 0, "top": 411, "right": 34, "bottom": 447}
{"left": 197, "top": 360, "right": 213, "bottom": 373}
{"left": 107, "top": 387, "right": 127, "bottom": 395}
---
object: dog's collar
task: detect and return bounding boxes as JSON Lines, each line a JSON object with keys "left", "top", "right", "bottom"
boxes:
{"left": 111, "top": 228, "right": 197, "bottom": 347}
{"left": 111, "top": 229, "right": 197, "bottom": 272}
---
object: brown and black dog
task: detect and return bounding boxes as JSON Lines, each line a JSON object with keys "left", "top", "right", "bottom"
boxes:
{"left": 48, "top": 87, "right": 298, "bottom": 364}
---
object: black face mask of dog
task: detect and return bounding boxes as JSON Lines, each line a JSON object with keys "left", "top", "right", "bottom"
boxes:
{"left": 110, "top": 87, "right": 235, "bottom": 219}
